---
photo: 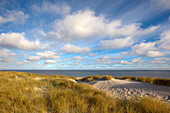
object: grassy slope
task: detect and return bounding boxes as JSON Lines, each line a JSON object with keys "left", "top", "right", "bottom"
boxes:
{"left": 0, "top": 71, "right": 169, "bottom": 113}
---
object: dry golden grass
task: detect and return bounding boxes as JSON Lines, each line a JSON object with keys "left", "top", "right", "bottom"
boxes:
{"left": 0, "top": 71, "right": 169, "bottom": 113}
{"left": 80, "top": 75, "right": 102, "bottom": 82}
{"left": 115, "top": 76, "right": 136, "bottom": 80}
{"left": 114, "top": 76, "right": 170, "bottom": 87}
{"left": 102, "top": 75, "right": 114, "bottom": 80}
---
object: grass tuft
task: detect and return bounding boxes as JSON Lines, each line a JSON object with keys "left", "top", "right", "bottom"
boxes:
{"left": 153, "top": 78, "right": 170, "bottom": 86}
{"left": 102, "top": 75, "right": 114, "bottom": 80}
{"left": 115, "top": 76, "right": 136, "bottom": 80}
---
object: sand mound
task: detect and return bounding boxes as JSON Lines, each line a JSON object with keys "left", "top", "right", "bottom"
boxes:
{"left": 86, "top": 79, "right": 170, "bottom": 103}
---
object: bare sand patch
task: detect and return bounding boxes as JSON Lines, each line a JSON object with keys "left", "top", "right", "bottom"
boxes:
{"left": 83, "top": 79, "right": 170, "bottom": 103}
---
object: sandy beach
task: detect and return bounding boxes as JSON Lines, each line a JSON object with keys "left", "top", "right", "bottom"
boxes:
{"left": 83, "top": 79, "right": 170, "bottom": 103}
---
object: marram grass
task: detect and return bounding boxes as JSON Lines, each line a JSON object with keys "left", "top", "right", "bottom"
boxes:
{"left": 0, "top": 71, "right": 169, "bottom": 113}
{"left": 114, "top": 76, "right": 170, "bottom": 87}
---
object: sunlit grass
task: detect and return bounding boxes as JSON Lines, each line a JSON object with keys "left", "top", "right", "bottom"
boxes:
{"left": 114, "top": 75, "right": 170, "bottom": 87}
{"left": 0, "top": 71, "right": 169, "bottom": 113}
{"left": 115, "top": 76, "right": 136, "bottom": 80}
{"left": 102, "top": 75, "right": 114, "bottom": 80}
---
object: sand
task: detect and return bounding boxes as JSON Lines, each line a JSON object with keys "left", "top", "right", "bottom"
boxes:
{"left": 84, "top": 79, "right": 170, "bottom": 103}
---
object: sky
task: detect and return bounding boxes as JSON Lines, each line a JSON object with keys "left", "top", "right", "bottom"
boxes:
{"left": 0, "top": 0, "right": 170, "bottom": 70}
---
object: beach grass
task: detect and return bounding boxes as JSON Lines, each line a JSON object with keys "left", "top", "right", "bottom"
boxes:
{"left": 102, "top": 75, "right": 114, "bottom": 80}
{"left": 80, "top": 75, "right": 102, "bottom": 82}
{"left": 0, "top": 71, "right": 169, "bottom": 113}
{"left": 114, "top": 76, "right": 170, "bottom": 87}
{"left": 115, "top": 76, "right": 136, "bottom": 80}
{"left": 153, "top": 78, "right": 170, "bottom": 86}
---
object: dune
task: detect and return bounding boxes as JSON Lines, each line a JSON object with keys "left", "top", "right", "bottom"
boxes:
{"left": 84, "top": 79, "right": 170, "bottom": 103}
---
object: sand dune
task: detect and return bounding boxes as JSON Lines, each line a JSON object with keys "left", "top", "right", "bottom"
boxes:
{"left": 85, "top": 79, "right": 170, "bottom": 103}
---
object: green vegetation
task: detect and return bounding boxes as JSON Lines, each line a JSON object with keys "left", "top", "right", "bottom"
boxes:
{"left": 0, "top": 71, "right": 169, "bottom": 113}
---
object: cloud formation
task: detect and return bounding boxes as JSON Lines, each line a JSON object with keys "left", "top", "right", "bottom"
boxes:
{"left": 72, "top": 56, "right": 85, "bottom": 60}
{"left": 0, "top": 10, "right": 29, "bottom": 24}
{"left": 130, "top": 42, "right": 165, "bottom": 57}
{"left": 46, "top": 9, "right": 158, "bottom": 43}
{"left": 62, "top": 44, "right": 91, "bottom": 53}
{"left": 44, "top": 60, "right": 57, "bottom": 64}
{"left": 0, "top": 49, "right": 16, "bottom": 58}
{"left": 37, "top": 51, "right": 61, "bottom": 59}
{"left": 100, "top": 37, "right": 134, "bottom": 49}
{"left": 31, "top": 1, "right": 70, "bottom": 15}
{"left": 0, "top": 32, "right": 46, "bottom": 50}
{"left": 27, "top": 56, "right": 40, "bottom": 61}
{"left": 158, "top": 29, "right": 170, "bottom": 50}
{"left": 152, "top": 0, "right": 170, "bottom": 10}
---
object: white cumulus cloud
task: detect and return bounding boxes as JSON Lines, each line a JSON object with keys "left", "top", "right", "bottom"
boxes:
{"left": 146, "top": 51, "right": 165, "bottom": 57}
{"left": 0, "top": 32, "right": 46, "bottom": 50}
{"left": 62, "top": 44, "right": 91, "bottom": 53}
{"left": 37, "top": 51, "right": 61, "bottom": 59}
{"left": 131, "top": 42, "right": 156, "bottom": 56}
{"left": 129, "top": 41, "right": 165, "bottom": 57}
{"left": 46, "top": 9, "right": 158, "bottom": 42}
{"left": 72, "top": 56, "right": 85, "bottom": 60}
{"left": 158, "top": 29, "right": 170, "bottom": 50}
{"left": 27, "top": 56, "right": 40, "bottom": 61}
{"left": 44, "top": 60, "right": 57, "bottom": 64}
{"left": 100, "top": 36, "right": 134, "bottom": 49}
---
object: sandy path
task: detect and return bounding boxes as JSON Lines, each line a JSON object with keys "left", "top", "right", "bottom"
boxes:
{"left": 86, "top": 79, "right": 170, "bottom": 103}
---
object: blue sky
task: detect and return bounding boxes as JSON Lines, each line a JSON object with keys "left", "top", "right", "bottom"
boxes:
{"left": 0, "top": 0, "right": 170, "bottom": 70}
